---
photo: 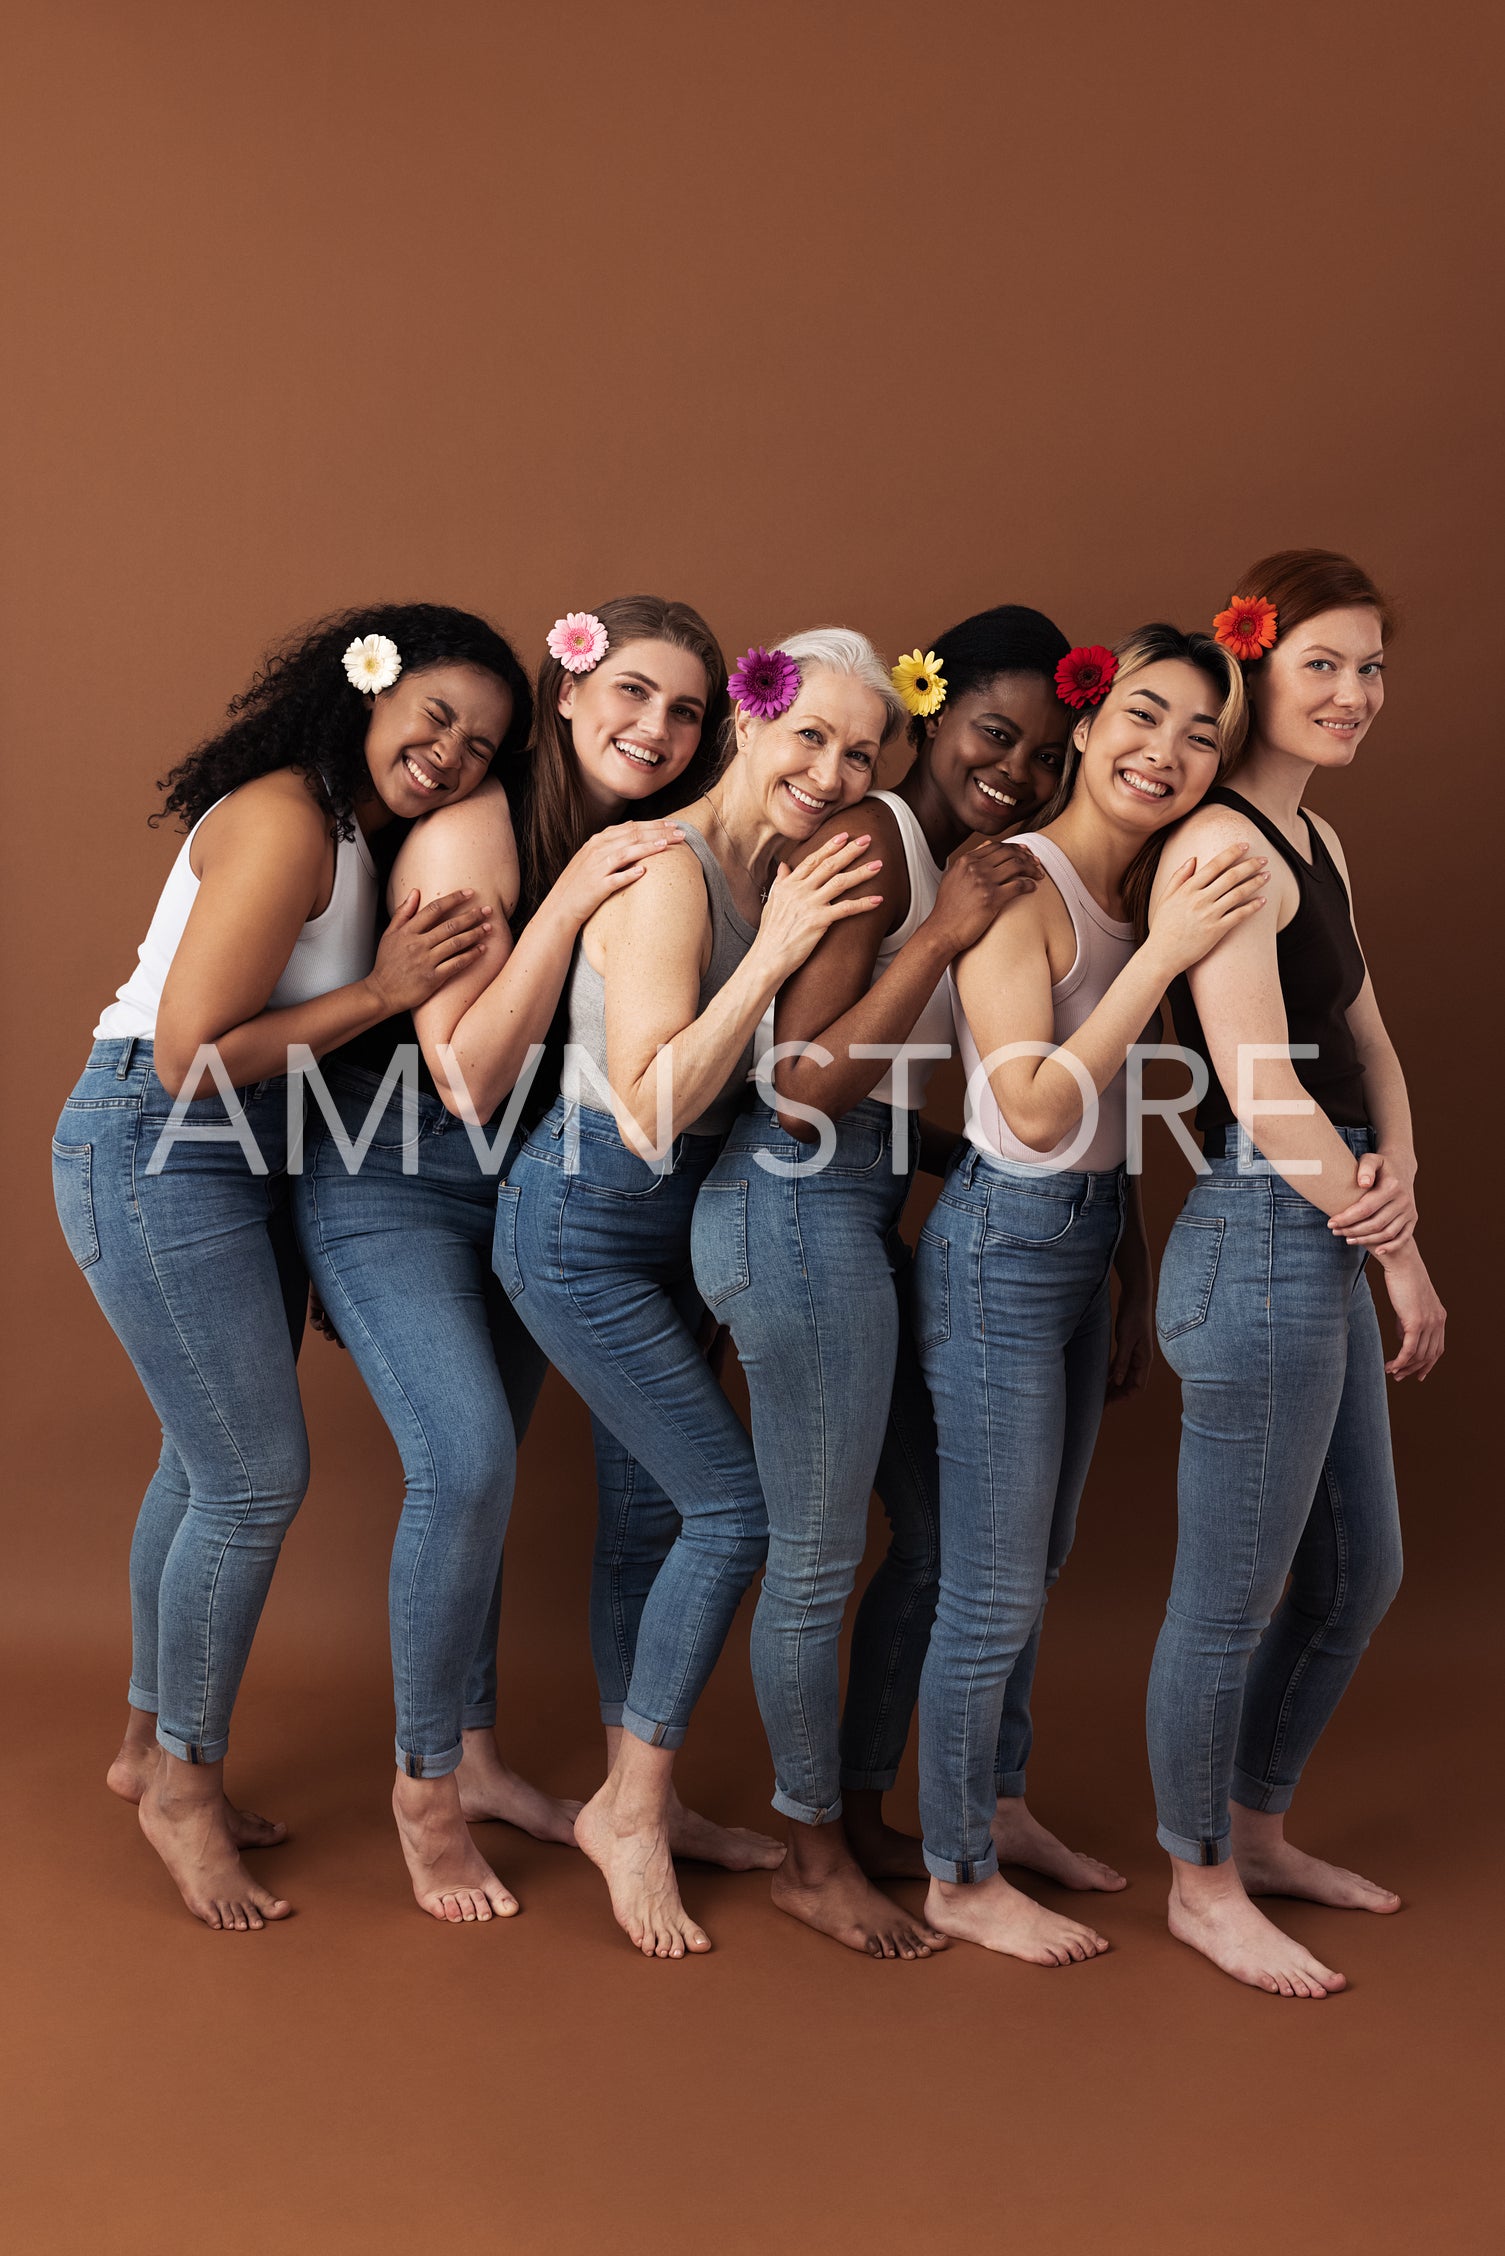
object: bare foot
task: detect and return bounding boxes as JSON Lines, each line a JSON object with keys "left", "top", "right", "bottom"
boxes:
{"left": 1229, "top": 1808, "right": 1400, "bottom": 1913}
{"left": 1167, "top": 1873, "right": 1347, "bottom": 1996}
{"left": 108, "top": 1739, "right": 286, "bottom": 1848}
{"left": 392, "top": 1773, "right": 519, "bottom": 1923}
{"left": 455, "top": 1729, "right": 581, "bottom": 1846}
{"left": 772, "top": 1850, "right": 946, "bottom": 1959}
{"left": 925, "top": 1871, "right": 1111, "bottom": 1964}
{"left": 139, "top": 1764, "right": 292, "bottom": 1931}
{"left": 666, "top": 1792, "right": 784, "bottom": 1872}
{"left": 843, "top": 1790, "right": 928, "bottom": 1881}
{"left": 575, "top": 1782, "right": 712, "bottom": 1959}
{"left": 990, "top": 1796, "right": 1126, "bottom": 1893}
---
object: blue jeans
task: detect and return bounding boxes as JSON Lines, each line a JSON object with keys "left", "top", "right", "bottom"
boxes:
{"left": 51, "top": 1038, "right": 309, "bottom": 1763}
{"left": 290, "top": 1066, "right": 549, "bottom": 1778}
{"left": 1146, "top": 1124, "right": 1403, "bottom": 1863}
{"left": 494, "top": 1099, "right": 768, "bottom": 1748}
{"left": 913, "top": 1146, "right": 1126, "bottom": 1881}
{"left": 691, "top": 1098, "right": 940, "bottom": 1824}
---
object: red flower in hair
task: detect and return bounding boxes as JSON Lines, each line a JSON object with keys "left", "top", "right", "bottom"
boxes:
{"left": 1213, "top": 595, "right": 1278, "bottom": 662}
{"left": 1055, "top": 645, "right": 1118, "bottom": 710}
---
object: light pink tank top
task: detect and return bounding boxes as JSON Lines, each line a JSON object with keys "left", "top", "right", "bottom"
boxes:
{"left": 950, "top": 833, "right": 1135, "bottom": 1173}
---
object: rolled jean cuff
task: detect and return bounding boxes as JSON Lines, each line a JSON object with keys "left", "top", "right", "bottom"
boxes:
{"left": 994, "top": 1769, "right": 1028, "bottom": 1798}
{"left": 772, "top": 1784, "right": 842, "bottom": 1827}
{"left": 1155, "top": 1821, "right": 1232, "bottom": 1865}
{"left": 598, "top": 1699, "right": 626, "bottom": 1730}
{"left": 156, "top": 1723, "right": 229, "bottom": 1766}
{"left": 395, "top": 1737, "right": 464, "bottom": 1780}
{"left": 839, "top": 1766, "right": 898, "bottom": 1794}
{"left": 128, "top": 1682, "right": 159, "bottom": 1714}
{"left": 1230, "top": 1766, "right": 1297, "bottom": 1816}
{"left": 621, "top": 1704, "right": 688, "bottom": 1753}
{"left": 922, "top": 1842, "right": 1000, "bottom": 1884}
{"left": 460, "top": 1702, "right": 497, "bottom": 1733}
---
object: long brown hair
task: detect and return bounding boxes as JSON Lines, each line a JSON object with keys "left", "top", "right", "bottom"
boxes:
{"left": 519, "top": 594, "right": 728, "bottom": 915}
{"left": 1221, "top": 548, "right": 1395, "bottom": 774}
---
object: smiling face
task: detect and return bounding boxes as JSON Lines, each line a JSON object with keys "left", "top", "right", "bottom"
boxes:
{"left": 363, "top": 661, "right": 513, "bottom": 818}
{"left": 558, "top": 637, "right": 710, "bottom": 811}
{"left": 1250, "top": 605, "right": 1385, "bottom": 770}
{"left": 922, "top": 672, "right": 1070, "bottom": 832}
{"left": 1072, "top": 656, "right": 1227, "bottom": 837}
{"left": 733, "top": 667, "right": 888, "bottom": 840}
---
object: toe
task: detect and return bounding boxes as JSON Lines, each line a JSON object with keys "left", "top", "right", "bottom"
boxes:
{"left": 685, "top": 1925, "right": 712, "bottom": 1954}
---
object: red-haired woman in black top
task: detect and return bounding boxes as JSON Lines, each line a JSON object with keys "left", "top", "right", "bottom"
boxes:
{"left": 1147, "top": 550, "right": 1445, "bottom": 1998}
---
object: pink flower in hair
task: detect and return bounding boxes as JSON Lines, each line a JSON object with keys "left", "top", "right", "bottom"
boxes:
{"left": 728, "top": 645, "right": 801, "bottom": 720}
{"left": 547, "top": 611, "right": 608, "bottom": 673}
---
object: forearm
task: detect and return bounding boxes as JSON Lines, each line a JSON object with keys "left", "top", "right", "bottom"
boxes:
{"left": 429, "top": 900, "right": 578, "bottom": 1118}
{"left": 160, "top": 978, "right": 387, "bottom": 1099}
{"left": 774, "top": 925, "right": 954, "bottom": 1127}
{"left": 616, "top": 950, "right": 781, "bottom": 1147}
{"left": 1358, "top": 1031, "right": 1416, "bottom": 1172}
{"left": 996, "top": 950, "right": 1172, "bottom": 1151}
{"left": 1217, "top": 1061, "right": 1367, "bottom": 1219}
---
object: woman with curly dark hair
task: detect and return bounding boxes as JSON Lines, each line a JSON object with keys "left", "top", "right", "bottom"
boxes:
{"left": 295, "top": 595, "right": 787, "bottom": 1925}
{"left": 53, "top": 604, "right": 518, "bottom": 1930}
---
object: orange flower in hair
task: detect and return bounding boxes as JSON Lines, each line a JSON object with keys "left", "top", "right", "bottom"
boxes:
{"left": 1213, "top": 595, "right": 1278, "bottom": 662}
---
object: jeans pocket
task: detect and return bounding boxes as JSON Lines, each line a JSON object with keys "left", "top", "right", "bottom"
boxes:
{"left": 691, "top": 1178, "right": 750, "bottom": 1309}
{"left": 983, "top": 1184, "right": 1078, "bottom": 1248}
{"left": 913, "top": 1227, "right": 950, "bottom": 1350}
{"left": 52, "top": 1138, "right": 100, "bottom": 1269}
{"left": 1156, "top": 1214, "right": 1225, "bottom": 1339}
{"left": 493, "top": 1182, "right": 525, "bottom": 1300}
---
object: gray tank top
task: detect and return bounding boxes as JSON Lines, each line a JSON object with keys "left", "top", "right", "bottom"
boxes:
{"left": 561, "top": 819, "right": 760, "bottom": 1139}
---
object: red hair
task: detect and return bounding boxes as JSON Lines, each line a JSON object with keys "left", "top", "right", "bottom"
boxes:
{"left": 1226, "top": 548, "right": 1396, "bottom": 654}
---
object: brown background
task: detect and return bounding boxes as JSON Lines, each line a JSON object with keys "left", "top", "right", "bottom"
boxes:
{"left": 3, "top": 3, "right": 1501, "bottom": 2250}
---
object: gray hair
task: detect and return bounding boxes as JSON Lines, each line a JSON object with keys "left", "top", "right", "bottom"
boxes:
{"left": 718, "top": 625, "right": 907, "bottom": 768}
{"left": 776, "top": 626, "right": 909, "bottom": 745}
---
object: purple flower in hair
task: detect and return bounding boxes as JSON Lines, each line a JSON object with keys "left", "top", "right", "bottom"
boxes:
{"left": 728, "top": 645, "right": 800, "bottom": 720}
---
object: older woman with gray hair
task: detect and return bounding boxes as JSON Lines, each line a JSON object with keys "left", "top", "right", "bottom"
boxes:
{"left": 497, "top": 626, "right": 893, "bottom": 1960}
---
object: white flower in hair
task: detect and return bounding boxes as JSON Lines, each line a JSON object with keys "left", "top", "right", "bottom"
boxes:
{"left": 342, "top": 633, "right": 402, "bottom": 694}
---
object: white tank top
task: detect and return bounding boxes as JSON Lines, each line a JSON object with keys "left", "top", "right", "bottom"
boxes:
{"left": 952, "top": 833, "right": 1135, "bottom": 1172}
{"left": 95, "top": 791, "right": 379, "bottom": 1040}
{"left": 751, "top": 789, "right": 953, "bottom": 1110}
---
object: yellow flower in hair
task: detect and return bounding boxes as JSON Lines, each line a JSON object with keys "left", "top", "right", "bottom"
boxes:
{"left": 892, "top": 649, "right": 947, "bottom": 718}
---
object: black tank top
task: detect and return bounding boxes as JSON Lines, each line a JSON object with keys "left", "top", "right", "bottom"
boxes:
{"left": 1169, "top": 785, "right": 1369, "bottom": 1155}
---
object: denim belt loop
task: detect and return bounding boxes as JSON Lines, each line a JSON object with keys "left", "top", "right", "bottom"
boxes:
{"left": 115, "top": 1037, "right": 136, "bottom": 1079}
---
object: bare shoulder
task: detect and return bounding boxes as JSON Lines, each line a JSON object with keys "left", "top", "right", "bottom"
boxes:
{"left": 791, "top": 793, "right": 904, "bottom": 867}
{"left": 962, "top": 872, "right": 1054, "bottom": 970}
{"left": 392, "top": 778, "right": 520, "bottom": 914}
{"left": 1149, "top": 802, "right": 1262, "bottom": 909}
{"left": 192, "top": 768, "right": 329, "bottom": 874}
{"left": 591, "top": 831, "right": 709, "bottom": 939}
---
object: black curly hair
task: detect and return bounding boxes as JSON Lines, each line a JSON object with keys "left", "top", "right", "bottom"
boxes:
{"left": 154, "top": 603, "right": 535, "bottom": 839}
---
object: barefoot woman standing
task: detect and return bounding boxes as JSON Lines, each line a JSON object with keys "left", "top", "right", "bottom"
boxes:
{"left": 914, "top": 624, "right": 1264, "bottom": 1964}
{"left": 1149, "top": 551, "right": 1445, "bottom": 1997}
{"left": 54, "top": 607, "right": 499, "bottom": 1926}
{"left": 497, "top": 628, "right": 892, "bottom": 1957}
{"left": 693, "top": 607, "right": 1105, "bottom": 1956}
